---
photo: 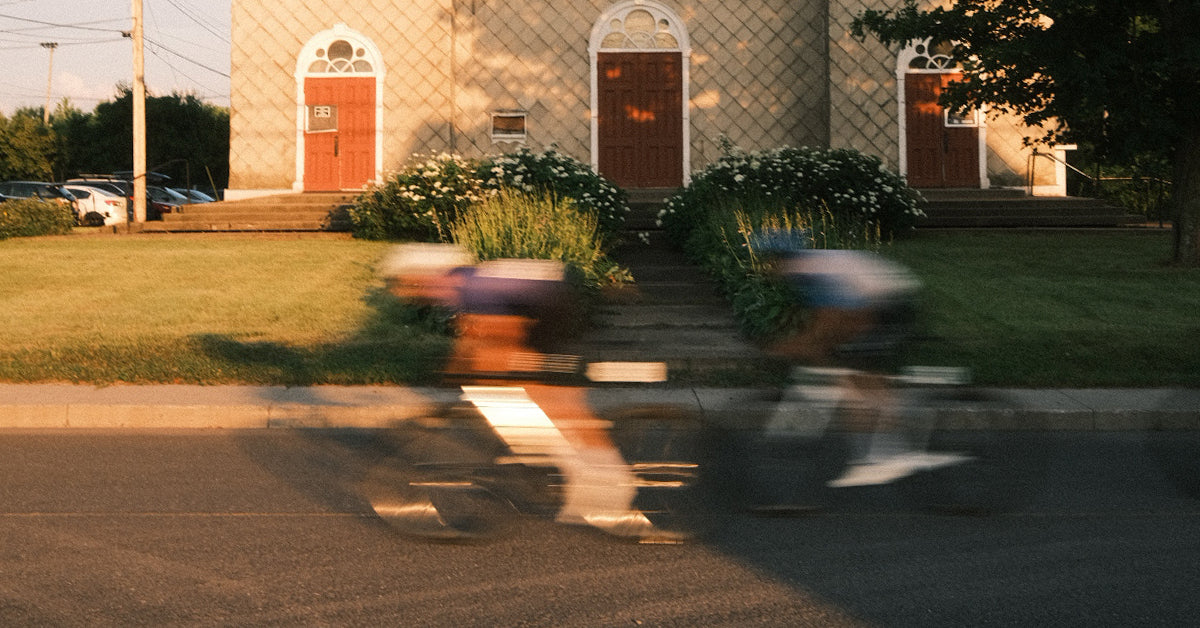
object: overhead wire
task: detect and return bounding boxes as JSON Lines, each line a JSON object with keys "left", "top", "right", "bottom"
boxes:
{"left": 0, "top": 3, "right": 230, "bottom": 110}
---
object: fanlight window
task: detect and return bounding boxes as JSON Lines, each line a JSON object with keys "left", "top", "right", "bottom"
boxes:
{"left": 599, "top": 8, "right": 679, "bottom": 49}
{"left": 908, "top": 39, "right": 958, "bottom": 70}
{"left": 308, "top": 39, "right": 373, "bottom": 73}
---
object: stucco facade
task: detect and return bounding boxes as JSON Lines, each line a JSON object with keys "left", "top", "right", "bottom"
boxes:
{"left": 228, "top": 0, "right": 1066, "bottom": 197}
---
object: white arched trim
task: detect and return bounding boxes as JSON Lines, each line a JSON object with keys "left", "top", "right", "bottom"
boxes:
{"left": 588, "top": 1, "right": 691, "bottom": 185}
{"left": 895, "top": 38, "right": 988, "bottom": 189}
{"left": 293, "top": 23, "right": 386, "bottom": 191}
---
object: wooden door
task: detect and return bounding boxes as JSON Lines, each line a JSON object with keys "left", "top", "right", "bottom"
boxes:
{"left": 304, "top": 77, "right": 375, "bottom": 191}
{"left": 597, "top": 52, "right": 683, "bottom": 188}
{"left": 905, "top": 73, "right": 979, "bottom": 188}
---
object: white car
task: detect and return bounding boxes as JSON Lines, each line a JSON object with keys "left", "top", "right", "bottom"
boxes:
{"left": 63, "top": 184, "right": 129, "bottom": 226}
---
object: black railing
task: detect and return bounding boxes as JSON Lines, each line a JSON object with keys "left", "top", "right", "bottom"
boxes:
{"left": 1029, "top": 148, "right": 1172, "bottom": 226}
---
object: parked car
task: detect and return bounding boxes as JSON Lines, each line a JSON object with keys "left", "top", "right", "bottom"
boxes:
{"left": 0, "top": 181, "right": 77, "bottom": 213}
{"left": 61, "top": 184, "right": 129, "bottom": 226}
{"left": 147, "top": 186, "right": 189, "bottom": 218}
{"left": 170, "top": 187, "right": 216, "bottom": 203}
{"left": 66, "top": 176, "right": 132, "bottom": 199}
{"left": 67, "top": 175, "right": 180, "bottom": 220}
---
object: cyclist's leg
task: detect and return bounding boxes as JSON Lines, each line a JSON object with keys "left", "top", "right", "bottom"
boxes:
{"left": 522, "top": 385, "right": 654, "bottom": 536}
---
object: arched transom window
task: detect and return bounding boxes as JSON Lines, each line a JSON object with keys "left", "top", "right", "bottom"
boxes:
{"left": 307, "top": 39, "right": 374, "bottom": 74}
{"left": 598, "top": 7, "right": 681, "bottom": 50}
{"left": 906, "top": 39, "right": 959, "bottom": 70}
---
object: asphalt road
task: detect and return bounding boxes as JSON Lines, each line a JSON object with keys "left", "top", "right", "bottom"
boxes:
{"left": 1, "top": 429, "right": 1198, "bottom": 626}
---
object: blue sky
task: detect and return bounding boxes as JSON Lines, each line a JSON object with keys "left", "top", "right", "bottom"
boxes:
{"left": 0, "top": 0, "right": 230, "bottom": 115}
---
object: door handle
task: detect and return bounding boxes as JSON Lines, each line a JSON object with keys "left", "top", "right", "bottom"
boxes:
{"left": 334, "top": 135, "right": 340, "bottom": 157}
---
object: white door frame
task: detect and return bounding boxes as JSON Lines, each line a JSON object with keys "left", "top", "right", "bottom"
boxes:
{"left": 293, "top": 23, "right": 385, "bottom": 191}
{"left": 588, "top": 0, "right": 691, "bottom": 186}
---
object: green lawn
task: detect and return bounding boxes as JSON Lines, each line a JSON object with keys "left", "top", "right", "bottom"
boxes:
{"left": 0, "top": 231, "right": 1196, "bottom": 387}
{"left": 0, "top": 235, "right": 449, "bottom": 385}
{"left": 890, "top": 231, "right": 1200, "bottom": 387}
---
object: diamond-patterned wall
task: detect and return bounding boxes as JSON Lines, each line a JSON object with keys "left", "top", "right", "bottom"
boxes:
{"left": 229, "top": 1, "right": 1053, "bottom": 193}
{"left": 829, "top": 0, "right": 900, "bottom": 169}
{"left": 230, "top": 0, "right": 831, "bottom": 192}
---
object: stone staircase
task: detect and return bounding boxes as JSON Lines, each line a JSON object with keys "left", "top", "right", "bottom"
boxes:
{"left": 563, "top": 187, "right": 774, "bottom": 382}
{"left": 139, "top": 192, "right": 355, "bottom": 232}
{"left": 916, "top": 189, "right": 1143, "bottom": 228}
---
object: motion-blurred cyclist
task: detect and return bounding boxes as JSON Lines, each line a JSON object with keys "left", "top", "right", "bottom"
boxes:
{"left": 753, "top": 230, "right": 929, "bottom": 487}
{"left": 381, "top": 244, "right": 673, "bottom": 540}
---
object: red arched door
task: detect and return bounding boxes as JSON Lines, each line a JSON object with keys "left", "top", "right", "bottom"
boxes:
{"left": 905, "top": 73, "right": 979, "bottom": 188}
{"left": 304, "top": 77, "right": 375, "bottom": 191}
{"left": 597, "top": 52, "right": 683, "bottom": 188}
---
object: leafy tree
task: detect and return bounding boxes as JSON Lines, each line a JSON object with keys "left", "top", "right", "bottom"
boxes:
{"left": 853, "top": 0, "right": 1200, "bottom": 266}
{"left": 73, "top": 86, "right": 230, "bottom": 192}
{"left": 0, "top": 108, "right": 60, "bottom": 181}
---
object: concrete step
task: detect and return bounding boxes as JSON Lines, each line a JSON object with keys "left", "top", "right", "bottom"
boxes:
{"left": 149, "top": 193, "right": 355, "bottom": 232}
{"left": 593, "top": 303, "right": 741, "bottom": 329}
{"left": 140, "top": 220, "right": 351, "bottom": 232}
{"left": 918, "top": 193, "right": 1142, "bottom": 228}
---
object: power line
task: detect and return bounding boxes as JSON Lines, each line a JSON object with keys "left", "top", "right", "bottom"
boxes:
{"left": 0, "top": 13, "right": 127, "bottom": 34}
{"left": 143, "top": 35, "right": 229, "bottom": 79}
{"left": 158, "top": 0, "right": 229, "bottom": 44}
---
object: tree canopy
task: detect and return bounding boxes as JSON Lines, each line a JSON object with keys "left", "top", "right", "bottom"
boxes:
{"left": 0, "top": 89, "right": 229, "bottom": 195}
{"left": 853, "top": 0, "right": 1200, "bottom": 265}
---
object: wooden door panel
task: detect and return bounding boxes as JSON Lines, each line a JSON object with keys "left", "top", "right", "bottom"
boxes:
{"left": 905, "top": 72, "right": 978, "bottom": 188}
{"left": 304, "top": 77, "right": 375, "bottom": 191}
{"left": 597, "top": 52, "right": 683, "bottom": 188}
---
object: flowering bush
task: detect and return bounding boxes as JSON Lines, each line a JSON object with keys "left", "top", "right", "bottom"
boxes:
{"left": 656, "top": 142, "right": 918, "bottom": 342}
{"left": 659, "top": 143, "right": 923, "bottom": 246}
{"left": 348, "top": 153, "right": 485, "bottom": 241}
{"left": 349, "top": 148, "right": 627, "bottom": 242}
{"left": 0, "top": 198, "right": 75, "bottom": 240}
{"left": 476, "top": 147, "right": 627, "bottom": 239}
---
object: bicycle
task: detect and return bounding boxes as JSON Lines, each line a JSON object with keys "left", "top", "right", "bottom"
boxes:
{"left": 746, "top": 364, "right": 1038, "bottom": 516}
{"left": 361, "top": 356, "right": 722, "bottom": 543}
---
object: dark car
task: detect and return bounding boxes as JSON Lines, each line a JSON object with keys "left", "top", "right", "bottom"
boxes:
{"left": 147, "top": 186, "right": 189, "bottom": 218}
{"left": 0, "top": 181, "right": 77, "bottom": 209}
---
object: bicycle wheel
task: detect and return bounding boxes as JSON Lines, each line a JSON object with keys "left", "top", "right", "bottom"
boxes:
{"left": 363, "top": 409, "right": 521, "bottom": 541}
{"left": 606, "top": 404, "right": 727, "bottom": 540}
{"left": 898, "top": 387, "right": 1045, "bottom": 515}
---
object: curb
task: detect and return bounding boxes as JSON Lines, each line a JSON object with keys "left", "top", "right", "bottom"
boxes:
{"left": 0, "top": 385, "right": 1196, "bottom": 431}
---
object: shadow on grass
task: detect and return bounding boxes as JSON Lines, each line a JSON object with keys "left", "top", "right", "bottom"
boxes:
{"left": 196, "top": 288, "right": 453, "bottom": 386}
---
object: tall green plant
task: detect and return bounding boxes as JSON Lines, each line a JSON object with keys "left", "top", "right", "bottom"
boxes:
{"left": 477, "top": 147, "right": 627, "bottom": 239}
{"left": 450, "top": 189, "right": 628, "bottom": 292}
{"left": 689, "top": 197, "right": 883, "bottom": 339}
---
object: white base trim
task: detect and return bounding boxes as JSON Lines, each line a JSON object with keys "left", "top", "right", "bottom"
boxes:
{"left": 222, "top": 188, "right": 294, "bottom": 202}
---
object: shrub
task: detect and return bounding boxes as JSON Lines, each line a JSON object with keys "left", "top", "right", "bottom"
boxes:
{"left": 685, "top": 196, "right": 883, "bottom": 340}
{"left": 0, "top": 198, "right": 75, "bottom": 240}
{"left": 348, "top": 153, "right": 485, "bottom": 241}
{"left": 659, "top": 143, "right": 922, "bottom": 247}
{"left": 476, "top": 147, "right": 627, "bottom": 239}
{"left": 350, "top": 148, "right": 627, "bottom": 242}
{"left": 450, "top": 188, "right": 629, "bottom": 293}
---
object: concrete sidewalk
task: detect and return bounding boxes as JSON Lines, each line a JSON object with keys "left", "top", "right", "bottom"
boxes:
{"left": 0, "top": 383, "right": 1196, "bottom": 431}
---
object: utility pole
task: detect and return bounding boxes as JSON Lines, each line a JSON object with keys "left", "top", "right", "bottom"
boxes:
{"left": 40, "top": 42, "right": 57, "bottom": 125}
{"left": 130, "top": 0, "right": 147, "bottom": 223}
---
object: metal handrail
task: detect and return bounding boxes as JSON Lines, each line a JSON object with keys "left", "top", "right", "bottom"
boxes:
{"left": 1028, "top": 148, "right": 1172, "bottom": 226}
{"left": 1029, "top": 147, "right": 1172, "bottom": 192}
